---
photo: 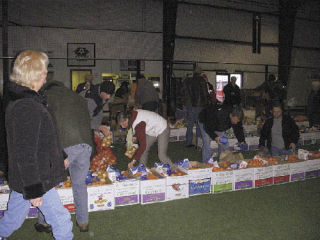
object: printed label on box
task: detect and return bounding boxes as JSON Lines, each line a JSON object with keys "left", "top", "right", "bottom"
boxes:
{"left": 305, "top": 159, "right": 320, "bottom": 179}
{"left": 140, "top": 178, "right": 166, "bottom": 204}
{"left": 56, "top": 187, "right": 75, "bottom": 213}
{"left": 290, "top": 162, "right": 306, "bottom": 182}
{"left": 166, "top": 175, "right": 189, "bottom": 201}
{"left": 211, "top": 171, "right": 234, "bottom": 193}
{"left": 88, "top": 184, "right": 114, "bottom": 212}
{"left": 273, "top": 164, "right": 290, "bottom": 184}
{"left": 274, "top": 175, "right": 290, "bottom": 184}
{"left": 114, "top": 180, "right": 140, "bottom": 206}
{"left": 234, "top": 168, "right": 254, "bottom": 190}
{"left": 254, "top": 166, "right": 273, "bottom": 187}
{"left": 0, "top": 193, "right": 9, "bottom": 210}
{"left": 189, "top": 178, "right": 211, "bottom": 196}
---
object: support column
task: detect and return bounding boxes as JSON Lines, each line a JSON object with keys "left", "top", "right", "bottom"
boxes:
{"left": 163, "top": 0, "right": 178, "bottom": 117}
{"left": 278, "top": 0, "right": 300, "bottom": 96}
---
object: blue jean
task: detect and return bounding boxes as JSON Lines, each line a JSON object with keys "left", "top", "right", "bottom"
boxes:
{"left": 186, "top": 106, "right": 202, "bottom": 146}
{"left": 198, "top": 122, "right": 212, "bottom": 162}
{"left": 215, "top": 131, "right": 229, "bottom": 160}
{"left": 0, "top": 189, "right": 73, "bottom": 240}
{"left": 271, "top": 146, "right": 293, "bottom": 156}
{"left": 39, "top": 144, "right": 92, "bottom": 225}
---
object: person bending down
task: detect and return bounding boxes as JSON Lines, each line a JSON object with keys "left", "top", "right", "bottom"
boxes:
{"left": 118, "top": 109, "right": 184, "bottom": 172}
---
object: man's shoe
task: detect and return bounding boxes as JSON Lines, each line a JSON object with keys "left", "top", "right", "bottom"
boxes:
{"left": 34, "top": 223, "right": 52, "bottom": 233}
{"left": 0, "top": 237, "right": 8, "bottom": 240}
{"left": 76, "top": 221, "right": 89, "bottom": 232}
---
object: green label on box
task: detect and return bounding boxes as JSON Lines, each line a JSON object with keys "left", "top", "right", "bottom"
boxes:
{"left": 214, "top": 183, "right": 233, "bottom": 193}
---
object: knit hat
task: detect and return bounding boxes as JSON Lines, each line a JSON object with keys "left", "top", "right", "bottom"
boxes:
{"left": 100, "top": 81, "right": 115, "bottom": 94}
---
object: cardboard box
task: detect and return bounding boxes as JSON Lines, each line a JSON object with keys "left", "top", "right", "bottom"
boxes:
{"left": 187, "top": 161, "right": 212, "bottom": 196}
{"left": 300, "top": 132, "right": 316, "bottom": 145}
{"left": 169, "top": 128, "right": 180, "bottom": 142}
{"left": 139, "top": 169, "right": 166, "bottom": 204}
{"left": 290, "top": 161, "right": 306, "bottom": 182}
{"left": 140, "top": 178, "right": 166, "bottom": 204}
{"left": 211, "top": 170, "right": 234, "bottom": 193}
{"left": 254, "top": 166, "right": 273, "bottom": 187}
{"left": 305, "top": 159, "right": 320, "bottom": 179}
{"left": 114, "top": 179, "right": 140, "bottom": 207}
{"left": 88, "top": 184, "right": 115, "bottom": 212}
{"left": 56, "top": 187, "right": 75, "bottom": 213}
{"left": 0, "top": 184, "right": 10, "bottom": 193}
{"left": 273, "top": 163, "right": 290, "bottom": 184}
{"left": 0, "top": 193, "right": 9, "bottom": 211}
{"left": 233, "top": 168, "right": 254, "bottom": 190}
{"left": 166, "top": 174, "right": 189, "bottom": 201}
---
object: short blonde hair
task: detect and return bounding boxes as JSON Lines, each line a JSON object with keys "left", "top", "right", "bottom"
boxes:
{"left": 10, "top": 50, "right": 48, "bottom": 89}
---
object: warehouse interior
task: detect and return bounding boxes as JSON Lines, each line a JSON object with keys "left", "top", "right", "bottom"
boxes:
{"left": 0, "top": 1, "right": 320, "bottom": 240}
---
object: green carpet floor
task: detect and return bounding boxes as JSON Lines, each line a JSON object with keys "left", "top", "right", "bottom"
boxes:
{"left": 7, "top": 142, "right": 320, "bottom": 240}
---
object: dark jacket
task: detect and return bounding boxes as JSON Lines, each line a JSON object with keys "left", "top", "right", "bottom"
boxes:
{"left": 135, "top": 78, "right": 159, "bottom": 105}
{"left": 84, "top": 84, "right": 104, "bottom": 117}
{"left": 42, "top": 81, "right": 94, "bottom": 150}
{"left": 198, "top": 105, "right": 245, "bottom": 143}
{"left": 223, "top": 83, "right": 241, "bottom": 106}
{"left": 183, "top": 73, "right": 209, "bottom": 107}
{"left": 307, "top": 89, "right": 320, "bottom": 127}
{"left": 0, "top": 95, "right": 7, "bottom": 177}
{"left": 259, "top": 114, "right": 300, "bottom": 150}
{"left": 5, "top": 82, "right": 66, "bottom": 200}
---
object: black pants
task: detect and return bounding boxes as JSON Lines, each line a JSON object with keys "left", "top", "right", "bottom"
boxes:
{"left": 142, "top": 101, "right": 159, "bottom": 113}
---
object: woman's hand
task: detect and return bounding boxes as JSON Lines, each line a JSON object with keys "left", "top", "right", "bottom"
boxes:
{"left": 128, "top": 159, "right": 137, "bottom": 169}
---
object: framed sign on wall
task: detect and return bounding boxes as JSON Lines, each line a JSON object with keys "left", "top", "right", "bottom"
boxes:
{"left": 67, "top": 43, "right": 95, "bottom": 67}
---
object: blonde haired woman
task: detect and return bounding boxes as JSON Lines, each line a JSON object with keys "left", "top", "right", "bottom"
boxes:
{"left": 0, "top": 50, "right": 73, "bottom": 240}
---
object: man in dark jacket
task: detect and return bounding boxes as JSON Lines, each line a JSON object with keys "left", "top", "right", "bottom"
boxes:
{"left": 80, "top": 80, "right": 115, "bottom": 136}
{"left": 307, "top": 80, "right": 320, "bottom": 127}
{"left": 259, "top": 102, "right": 299, "bottom": 156}
{"left": 183, "top": 67, "right": 209, "bottom": 147}
{"left": 223, "top": 76, "right": 241, "bottom": 107}
{"left": 35, "top": 80, "right": 94, "bottom": 233}
{"left": 134, "top": 74, "right": 159, "bottom": 112}
{"left": 198, "top": 105, "right": 245, "bottom": 162}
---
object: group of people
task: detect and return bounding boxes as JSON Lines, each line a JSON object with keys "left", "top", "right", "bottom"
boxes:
{"left": 0, "top": 50, "right": 164, "bottom": 239}
{"left": 0, "top": 50, "right": 317, "bottom": 240}
{"left": 182, "top": 66, "right": 303, "bottom": 163}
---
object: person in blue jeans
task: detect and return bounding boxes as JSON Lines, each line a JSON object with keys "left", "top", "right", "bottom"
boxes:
{"left": 0, "top": 50, "right": 73, "bottom": 240}
{"left": 259, "top": 101, "right": 299, "bottom": 156}
{"left": 198, "top": 105, "right": 246, "bottom": 162}
{"left": 182, "top": 66, "right": 210, "bottom": 147}
{"left": 35, "top": 80, "right": 94, "bottom": 233}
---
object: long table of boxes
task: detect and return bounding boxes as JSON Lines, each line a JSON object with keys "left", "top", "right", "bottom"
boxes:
{"left": 1, "top": 157, "right": 320, "bottom": 218}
